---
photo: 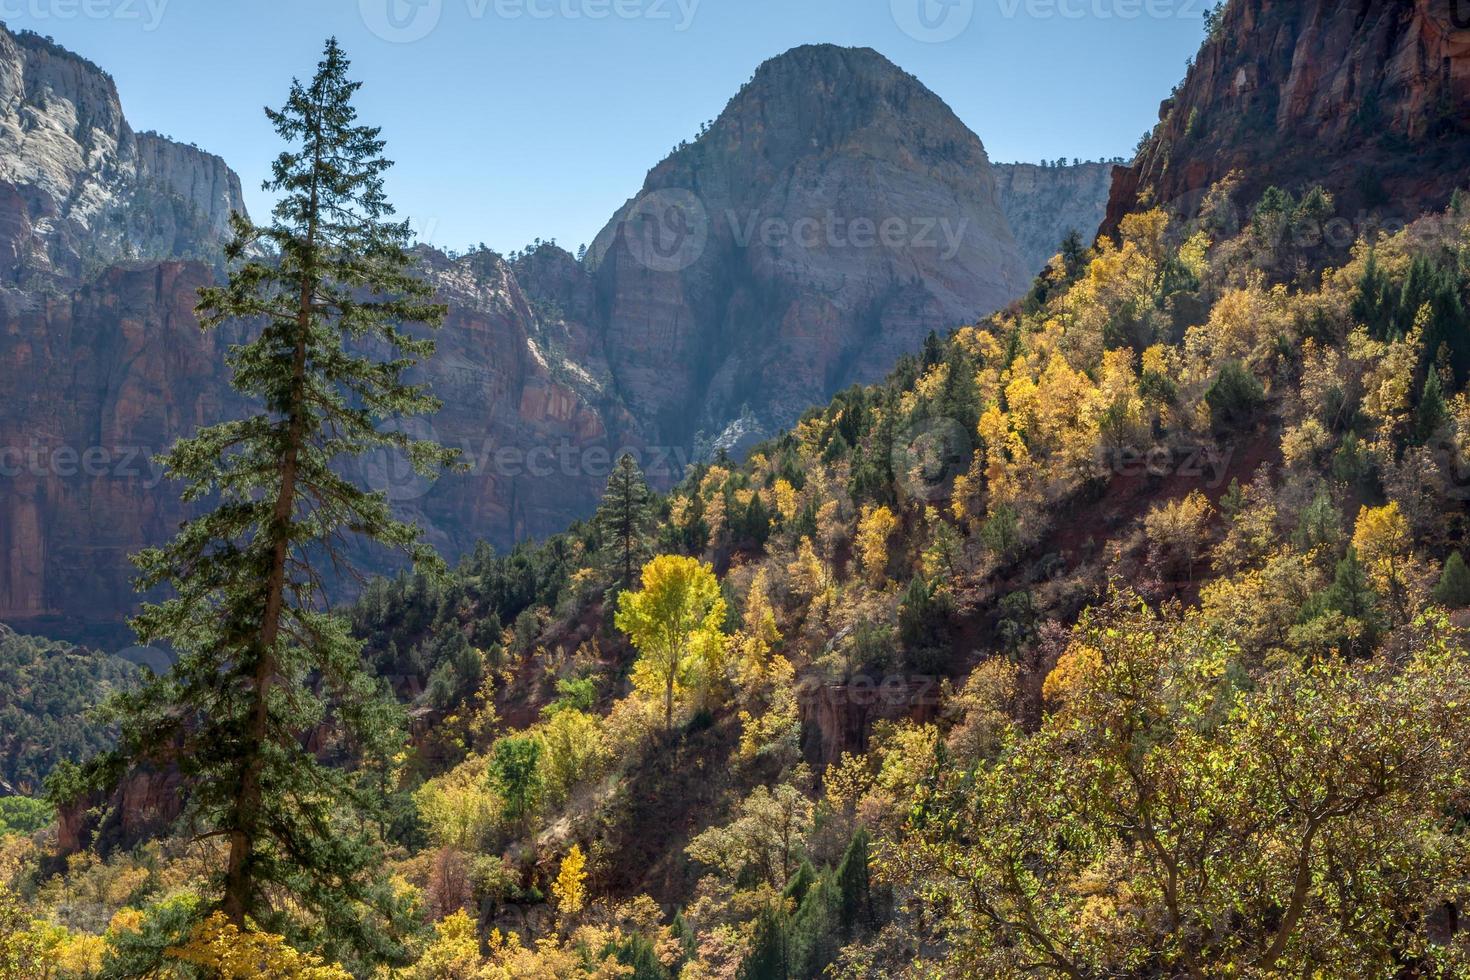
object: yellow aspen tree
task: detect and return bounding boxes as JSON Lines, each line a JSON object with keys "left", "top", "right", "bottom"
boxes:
{"left": 1352, "top": 502, "right": 1413, "bottom": 614}
{"left": 856, "top": 505, "right": 900, "bottom": 586}
{"left": 166, "top": 913, "right": 352, "bottom": 979}
{"left": 1143, "top": 491, "right": 1215, "bottom": 581}
{"left": 616, "top": 555, "right": 727, "bottom": 733}
{"left": 773, "top": 478, "right": 799, "bottom": 523}
{"left": 552, "top": 845, "right": 588, "bottom": 918}
{"left": 978, "top": 404, "right": 1033, "bottom": 506}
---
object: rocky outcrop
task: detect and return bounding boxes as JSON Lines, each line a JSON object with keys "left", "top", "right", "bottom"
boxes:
{"left": 0, "top": 25, "right": 243, "bottom": 285}
{"left": 1104, "top": 0, "right": 1470, "bottom": 235}
{"left": 57, "top": 765, "right": 182, "bottom": 855}
{"left": 798, "top": 678, "right": 943, "bottom": 766}
{"left": 993, "top": 161, "right": 1115, "bottom": 274}
{"left": 588, "top": 44, "right": 1028, "bottom": 446}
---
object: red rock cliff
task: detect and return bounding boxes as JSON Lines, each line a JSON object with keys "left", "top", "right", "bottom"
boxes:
{"left": 1103, "top": 0, "right": 1470, "bottom": 235}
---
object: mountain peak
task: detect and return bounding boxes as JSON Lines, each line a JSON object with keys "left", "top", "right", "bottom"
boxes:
{"left": 699, "top": 43, "right": 960, "bottom": 163}
{"left": 748, "top": 43, "right": 910, "bottom": 81}
{"left": 588, "top": 44, "right": 1027, "bottom": 446}
{"left": 0, "top": 21, "right": 245, "bottom": 282}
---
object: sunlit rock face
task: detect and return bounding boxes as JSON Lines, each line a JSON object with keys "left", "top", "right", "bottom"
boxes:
{"left": 1104, "top": 0, "right": 1470, "bottom": 236}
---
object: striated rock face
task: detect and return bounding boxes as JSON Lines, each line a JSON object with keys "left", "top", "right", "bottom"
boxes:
{"left": 992, "top": 161, "right": 1115, "bottom": 275}
{"left": 0, "top": 262, "right": 240, "bottom": 629}
{"left": 587, "top": 44, "right": 1028, "bottom": 446}
{"left": 0, "top": 250, "right": 648, "bottom": 644}
{"left": 1104, "top": 0, "right": 1470, "bottom": 235}
{"left": 392, "top": 247, "right": 647, "bottom": 562}
{"left": 0, "top": 26, "right": 244, "bottom": 285}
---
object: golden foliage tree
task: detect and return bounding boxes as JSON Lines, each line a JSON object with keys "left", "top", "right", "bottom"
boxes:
{"left": 552, "top": 845, "right": 589, "bottom": 919}
{"left": 615, "top": 556, "right": 728, "bottom": 733}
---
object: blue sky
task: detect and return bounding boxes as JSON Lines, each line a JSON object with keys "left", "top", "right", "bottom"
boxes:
{"left": 6, "top": 0, "right": 1209, "bottom": 254}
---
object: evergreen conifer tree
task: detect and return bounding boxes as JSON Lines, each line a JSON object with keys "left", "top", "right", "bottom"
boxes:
{"left": 79, "top": 39, "right": 455, "bottom": 962}
{"left": 594, "top": 453, "right": 656, "bottom": 595}
{"left": 1433, "top": 552, "right": 1470, "bottom": 608}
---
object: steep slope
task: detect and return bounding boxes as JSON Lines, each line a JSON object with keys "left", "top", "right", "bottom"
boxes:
{"left": 992, "top": 161, "right": 1115, "bottom": 273}
{"left": 587, "top": 45, "right": 1028, "bottom": 448}
{"left": 1104, "top": 0, "right": 1470, "bottom": 234}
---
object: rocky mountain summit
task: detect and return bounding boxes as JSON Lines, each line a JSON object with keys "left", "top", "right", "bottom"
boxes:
{"left": 584, "top": 45, "right": 1028, "bottom": 448}
{"left": 0, "top": 32, "right": 1102, "bottom": 639}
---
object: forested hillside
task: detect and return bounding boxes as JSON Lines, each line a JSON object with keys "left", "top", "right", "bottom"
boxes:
{"left": 9, "top": 173, "right": 1467, "bottom": 976}
{"left": 3, "top": 7, "right": 1470, "bottom": 977}
{"left": 0, "top": 626, "right": 135, "bottom": 796}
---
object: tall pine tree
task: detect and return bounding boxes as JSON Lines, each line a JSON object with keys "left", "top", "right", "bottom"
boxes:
{"left": 595, "top": 453, "right": 655, "bottom": 595}
{"left": 82, "top": 39, "right": 455, "bottom": 963}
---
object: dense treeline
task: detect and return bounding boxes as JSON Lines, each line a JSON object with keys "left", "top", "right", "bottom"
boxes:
{"left": 0, "top": 626, "right": 136, "bottom": 796}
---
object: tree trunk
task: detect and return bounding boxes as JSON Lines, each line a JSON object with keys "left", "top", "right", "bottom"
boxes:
{"left": 222, "top": 110, "right": 321, "bottom": 927}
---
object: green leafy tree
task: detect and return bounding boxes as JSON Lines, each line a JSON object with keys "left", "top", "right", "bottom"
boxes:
{"left": 78, "top": 39, "right": 455, "bottom": 961}
{"left": 835, "top": 829, "right": 876, "bottom": 938}
{"left": 1414, "top": 369, "right": 1447, "bottom": 445}
{"left": 0, "top": 796, "right": 52, "bottom": 836}
{"left": 489, "top": 737, "right": 544, "bottom": 828}
{"left": 1352, "top": 249, "right": 1396, "bottom": 340}
{"left": 740, "top": 903, "right": 789, "bottom": 980}
{"left": 1206, "top": 360, "right": 1266, "bottom": 431}
{"left": 901, "top": 596, "right": 1470, "bottom": 977}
